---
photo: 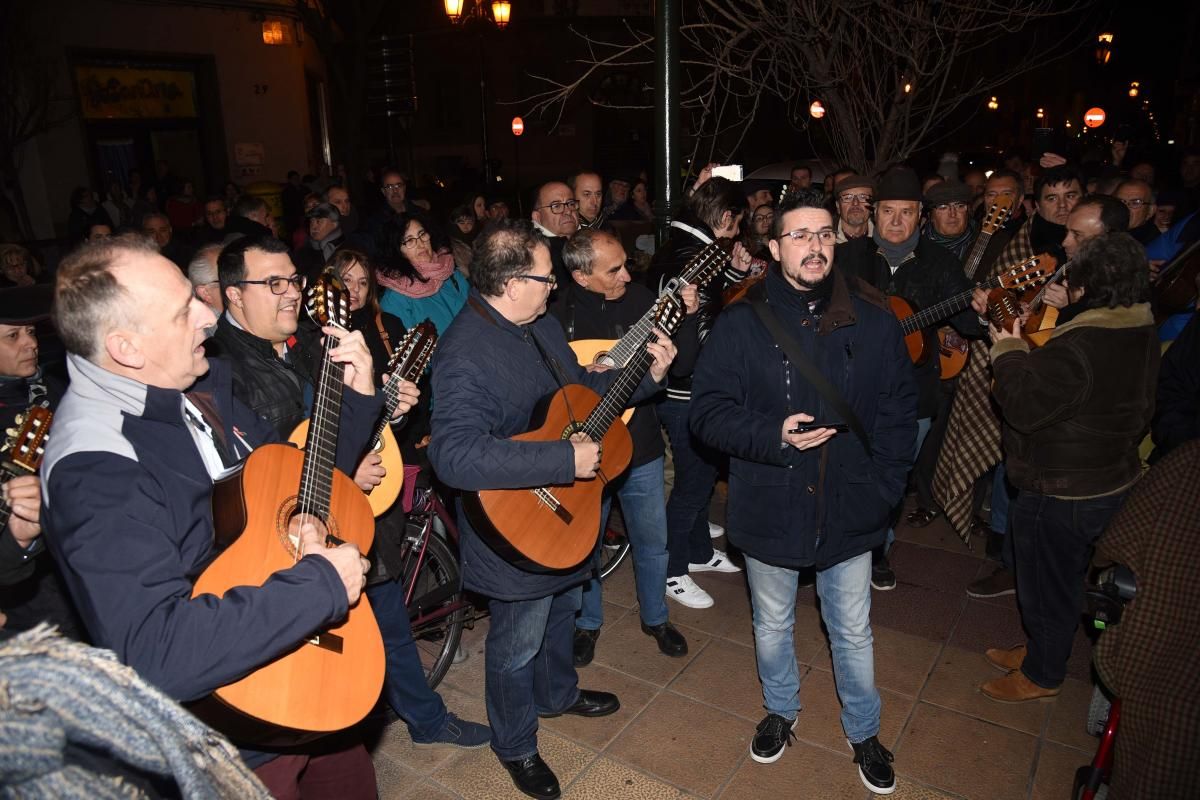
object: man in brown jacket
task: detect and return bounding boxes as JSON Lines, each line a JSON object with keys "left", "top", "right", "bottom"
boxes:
{"left": 969, "top": 232, "right": 1160, "bottom": 703}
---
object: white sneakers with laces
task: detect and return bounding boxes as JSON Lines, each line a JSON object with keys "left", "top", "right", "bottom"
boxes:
{"left": 689, "top": 549, "right": 742, "bottom": 574}
{"left": 665, "top": 575, "right": 713, "bottom": 609}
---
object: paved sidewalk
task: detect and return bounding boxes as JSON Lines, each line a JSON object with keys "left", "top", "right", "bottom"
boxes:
{"left": 370, "top": 492, "right": 1098, "bottom": 799}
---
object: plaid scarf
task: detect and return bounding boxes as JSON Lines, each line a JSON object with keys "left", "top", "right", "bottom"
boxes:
{"left": 931, "top": 222, "right": 1036, "bottom": 544}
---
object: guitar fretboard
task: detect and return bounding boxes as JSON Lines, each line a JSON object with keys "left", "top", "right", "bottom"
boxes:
{"left": 297, "top": 347, "right": 345, "bottom": 521}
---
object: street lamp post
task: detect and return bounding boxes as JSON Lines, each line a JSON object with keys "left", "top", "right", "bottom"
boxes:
{"left": 444, "top": 0, "right": 511, "bottom": 186}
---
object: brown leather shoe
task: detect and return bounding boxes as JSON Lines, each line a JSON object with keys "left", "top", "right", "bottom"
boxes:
{"left": 984, "top": 644, "right": 1027, "bottom": 672}
{"left": 980, "top": 669, "right": 1060, "bottom": 703}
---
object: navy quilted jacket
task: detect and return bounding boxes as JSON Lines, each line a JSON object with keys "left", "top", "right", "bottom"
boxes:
{"left": 430, "top": 291, "right": 661, "bottom": 600}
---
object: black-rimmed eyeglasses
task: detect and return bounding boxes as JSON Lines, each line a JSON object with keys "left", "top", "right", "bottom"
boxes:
{"left": 517, "top": 273, "right": 557, "bottom": 287}
{"left": 235, "top": 275, "right": 305, "bottom": 294}
{"left": 535, "top": 200, "right": 579, "bottom": 214}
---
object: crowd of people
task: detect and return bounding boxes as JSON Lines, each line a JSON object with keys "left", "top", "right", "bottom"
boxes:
{"left": 0, "top": 140, "right": 1198, "bottom": 800}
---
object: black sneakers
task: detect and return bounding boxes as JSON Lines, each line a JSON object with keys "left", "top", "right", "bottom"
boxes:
{"left": 871, "top": 555, "right": 897, "bottom": 591}
{"left": 850, "top": 736, "right": 896, "bottom": 794}
{"left": 750, "top": 713, "right": 796, "bottom": 763}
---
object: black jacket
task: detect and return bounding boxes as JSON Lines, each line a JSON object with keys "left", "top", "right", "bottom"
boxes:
{"left": 1151, "top": 311, "right": 1200, "bottom": 462}
{"left": 690, "top": 266, "right": 918, "bottom": 569}
{"left": 206, "top": 315, "right": 324, "bottom": 438}
{"left": 548, "top": 282, "right": 666, "bottom": 468}
{"left": 225, "top": 215, "right": 274, "bottom": 240}
{"left": 836, "top": 236, "right": 983, "bottom": 417}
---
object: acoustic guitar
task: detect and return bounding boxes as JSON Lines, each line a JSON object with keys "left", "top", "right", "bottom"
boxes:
{"left": 570, "top": 242, "right": 727, "bottom": 422}
{"left": 290, "top": 319, "right": 438, "bottom": 516}
{"left": 935, "top": 196, "right": 1014, "bottom": 378}
{"left": 1, "top": 403, "right": 52, "bottom": 529}
{"left": 465, "top": 295, "right": 687, "bottom": 572}
{"left": 1151, "top": 237, "right": 1200, "bottom": 323}
{"left": 887, "top": 253, "right": 1054, "bottom": 366}
{"left": 191, "top": 271, "right": 384, "bottom": 746}
{"left": 986, "top": 256, "right": 1070, "bottom": 348}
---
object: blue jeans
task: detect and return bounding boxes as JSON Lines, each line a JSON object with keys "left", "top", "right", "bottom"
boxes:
{"left": 990, "top": 464, "right": 1016, "bottom": 570}
{"left": 1010, "top": 490, "right": 1126, "bottom": 688}
{"left": 660, "top": 399, "right": 719, "bottom": 576}
{"left": 485, "top": 589, "right": 581, "bottom": 761}
{"left": 578, "top": 457, "right": 670, "bottom": 629}
{"left": 884, "top": 416, "right": 931, "bottom": 552}
{"left": 746, "top": 552, "right": 880, "bottom": 743}
{"left": 366, "top": 578, "right": 448, "bottom": 740}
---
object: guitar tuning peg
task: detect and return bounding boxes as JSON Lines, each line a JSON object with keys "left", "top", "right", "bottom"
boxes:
{"left": 5, "top": 428, "right": 16, "bottom": 439}
{"left": 13, "top": 414, "right": 23, "bottom": 425}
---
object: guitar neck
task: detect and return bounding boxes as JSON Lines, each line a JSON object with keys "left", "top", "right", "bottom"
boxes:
{"left": 581, "top": 344, "right": 656, "bottom": 440}
{"left": 961, "top": 228, "right": 995, "bottom": 278}
{"left": 298, "top": 347, "right": 346, "bottom": 520}
{"left": 900, "top": 273, "right": 1002, "bottom": 335}
{"left": 0, "top": 464, "right": 19, "bottom": 530}
{"left": 1029, "top": 261, "right": 1070, "bottom": 310}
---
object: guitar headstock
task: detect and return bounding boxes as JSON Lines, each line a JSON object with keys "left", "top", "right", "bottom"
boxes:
{"left": 3, "top": 404, "right": 52, "bottom": 474}
{"left": 985, "top": 288, "right": 1022, "bottom": 333}
{"left": 682, "top": 243, "right": 730, "bottom": 290}
{"left": 390, "top": 319, "right": 439, "bottom": 381}
{"left": 997, "top": 253, "right": 1057, "bottom": 292}
{"left": 651, "top": 294, "right": 687, "bottom": 339}
{"left": 980, "top": 195, "right": 1013, "bottom": 235}
{"left": 305, "top": 269, "right": 350, "bottom": 330}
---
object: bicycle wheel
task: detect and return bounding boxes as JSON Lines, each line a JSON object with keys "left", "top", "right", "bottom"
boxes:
{"left": 403, "top": 530, "right": 467, "bottom": 690}
{"left": 598, "top": 528, "right": 631, "bottom": 581}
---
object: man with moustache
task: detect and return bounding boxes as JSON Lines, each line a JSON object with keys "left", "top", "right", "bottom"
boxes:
{"left": 832, "top": 174, "right": 876, "bottom": 243}
{"left": 531, "top": 181, "right": 581, "bottom": 286}
{"left": 837, "top": 167, "right": 983, "bottom": 590}
{"left": 690, "top": 189, "right": 916, "bottom": 792}
{"left": 198, "top": 196, "right": 229, "bottom": 245}
{"left": 40, "top": 237, "right": 383, "bottom": 795}
{"left": 569, "top": 170, "right": 609, "bottom": 231}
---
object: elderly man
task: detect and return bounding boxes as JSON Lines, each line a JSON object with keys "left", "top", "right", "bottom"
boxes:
{"left": 187, "top": 243, "right": 224, "bottom": 317}
{"left": 833, "top": 174, "right": 875, "bottom": 243}
{"left": 569, "top": 170, "right": 607, "bottom": 230}
{"left": 225, "top": 194, "right": 275, "bottom": 240}
{"left": 789, "top": 165, "right": 812, "bottom": 192}
{"left": 922, "top": 181, "right": 977, "bottom": 260}
{"left": 531, "top": 180, "right": 580, "bottom": 286}
{"left": 690, "top": 188, "right": 916, "bottom": 792}
{"left": 1113, "top": 179, "right": 1160, "bottom": 245}
{"left": 41, "top": 237, "right": 383, "bottom": 795}
{"left": 364, "top": 168, "right": 409, "bottom": 256}
{"left": 292, "top": 202, "right": 344, "bottom": 281}
{"left": 837, "top": 167, "right": 983, "bottom": 590}
{"left": 429, "top": 220, "right": 676, "bottom": 800}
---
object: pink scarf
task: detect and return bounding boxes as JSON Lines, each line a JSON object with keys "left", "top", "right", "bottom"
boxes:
{"left": 378, "top": 252, "right": 456, "bottom": 299}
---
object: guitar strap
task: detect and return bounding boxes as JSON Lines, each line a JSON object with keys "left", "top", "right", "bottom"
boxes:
{"left": 374, "top": 311, "right": 394, "bottom": 361}
{"left": 467, "top": 297, "right": 574, "bottom": 390}
{"left": 751, "top": 299, "right": 874, "bottom": 459}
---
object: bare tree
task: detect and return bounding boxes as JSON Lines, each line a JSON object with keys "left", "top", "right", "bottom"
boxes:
{"left": 0, "top": 5, "right": 76, "bottom": 239}
{"left": 515, "top": 0, "right": 1094, "bottom": 176}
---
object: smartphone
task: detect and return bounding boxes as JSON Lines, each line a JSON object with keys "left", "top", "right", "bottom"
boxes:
{"left": 788, "top": 423, "right": 850, "bottom": 434}
{"left": 711, "top": 164, "right": 743, "bottom": 182}
{"left": 1031, "top": 128, "right": 1054, "bottom": 163}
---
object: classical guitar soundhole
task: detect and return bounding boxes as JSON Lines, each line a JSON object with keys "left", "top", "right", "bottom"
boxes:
{"left": 559, "top": 421, "right": 587, "bottom": 440}
{"left": 274, "top": 496, "right": 343, "bottom": 559}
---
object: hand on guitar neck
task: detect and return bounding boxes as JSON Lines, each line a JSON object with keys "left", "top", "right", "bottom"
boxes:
{"left": 2, "top": 474, "right": 42, "bottom": 548}
{"left": 383, "top": 375, "right": 421, "bottom": 419}
{"left": 645, "top": 328, "right": 678, "bottom": 383}
{"left": 295, "top": 513, "right": 371, "bottom": 605}
{"left": 321, "top": 325, "right": 376, "bottom": 396}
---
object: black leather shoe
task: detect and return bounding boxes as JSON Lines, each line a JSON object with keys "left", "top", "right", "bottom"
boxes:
{"left": 573, "top": 627, "right": 600, "bottom": 667}
{"left": 640, "top": 620, "right": 688, "bottom": 657}
{"left": 500, "top": 754, "right": 561, "bottom": 800}
{"left": 538, "top": 689, "right": 620, "bottom": 719}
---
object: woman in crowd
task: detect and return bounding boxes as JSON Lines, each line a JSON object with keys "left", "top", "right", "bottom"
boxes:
{"left": 446, "top": 204, "right": 479, "bottom": 276}
{"left": 0, "top": 244, "right": 44, "bottom": 287}
{"left": 376, "top": 212, "right": 468, "bottom": 335}
{"left": 165, "top": 179, "right": 203, "bottom": 231}
{"left": 611, "top": 178, "right": 654, "bottom": 221}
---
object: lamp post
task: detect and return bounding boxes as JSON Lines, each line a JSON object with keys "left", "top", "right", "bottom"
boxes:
{"left": 444, "top": 0, "right": 511, "bottom": 186}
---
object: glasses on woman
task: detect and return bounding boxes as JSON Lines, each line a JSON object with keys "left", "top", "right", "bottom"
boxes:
{"left": 401, "top": 229, "right": 431, "bottom": 248}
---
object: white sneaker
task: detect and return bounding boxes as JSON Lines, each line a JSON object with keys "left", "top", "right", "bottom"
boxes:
{"left": 665, "top": 575, "right": 714, "bottom": 609}
{"left": 689, "top": 549, "right": 742, "bottom": 574}
{"left": 708, "top": 521, "right": 725, "bottom": 539}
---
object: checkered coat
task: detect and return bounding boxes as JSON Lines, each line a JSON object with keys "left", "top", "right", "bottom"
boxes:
{"left": 1094, "top": 440, "right": 1200, "bottom": 800}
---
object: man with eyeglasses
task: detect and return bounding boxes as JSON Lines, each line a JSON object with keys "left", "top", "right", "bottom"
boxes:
{"left": 838, "top": 168, "right": 983, "bottom": 590}
{"left": 922, "top": 182, "right": 977, "bottom": 260}
{"left": 531, "top": 181, "right": 580, "bottom": 287}
{"left": 690, "top": 189, "right": 916, "bottom": 792}
{"left": 832, "top": 174, "right": 876, "bottom": 243}
{"left": 429, "top": 220, "right": 676, "bottom": 800}
{"left": 365, "top": 168, "right": 409, "bottom": 257}
{"left": 1113, "top": 179, "right": 1160, "bottom": 245}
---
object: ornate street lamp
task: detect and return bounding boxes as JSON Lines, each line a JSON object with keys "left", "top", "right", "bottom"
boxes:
{"left": 1096, "top": 32, "right": 1114, "bottom": 65}
{"left": 443, "top": 0, "right": 513, "bottom": 185}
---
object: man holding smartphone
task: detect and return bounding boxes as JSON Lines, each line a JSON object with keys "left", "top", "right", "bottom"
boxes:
{"left": 690, "top": 189, "right": 917, "bottom": 794}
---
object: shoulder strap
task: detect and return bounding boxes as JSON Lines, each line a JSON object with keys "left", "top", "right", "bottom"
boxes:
{"left": 467, "top": 296, "right": 572, "bottom": 389}
{"left": 373, "top": 311, "right": 394, "bottom": 361}
{"left": 751, "top": 299, "right": 873, "bottom": 458}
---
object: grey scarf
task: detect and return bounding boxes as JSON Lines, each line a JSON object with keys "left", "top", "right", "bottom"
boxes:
{"left": 872, "top": 227, "right": 921, "bottom": 269}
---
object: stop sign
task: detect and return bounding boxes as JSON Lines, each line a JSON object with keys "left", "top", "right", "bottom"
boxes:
{"left": 511, "top": 117, "right": 525, "bottom": 136}
{"left": 1084, "top": 108, "right": 1106, "bottom": 128}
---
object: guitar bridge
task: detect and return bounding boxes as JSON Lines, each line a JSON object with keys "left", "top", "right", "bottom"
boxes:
{"left": 307, "top": 630, "right": 344, "bottom": 653}
{"left": 531, "top": 487, "right": 573, "bottom": 524}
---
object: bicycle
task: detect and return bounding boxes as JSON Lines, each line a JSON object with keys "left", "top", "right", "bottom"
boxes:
{"left": 398, "top": 479, "right": 472, "bottom": 690}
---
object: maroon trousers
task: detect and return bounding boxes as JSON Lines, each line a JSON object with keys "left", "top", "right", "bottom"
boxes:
{"left": 253, "top": 742, "right": 376, "bottom": 800}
